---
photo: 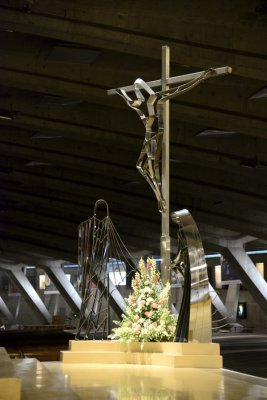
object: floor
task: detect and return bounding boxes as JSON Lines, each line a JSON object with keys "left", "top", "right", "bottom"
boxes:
{"left": 214, "top": 333, "right": 267, "bottom": 379}
{"left": 10, "top": 357, "right": 267, "bottom": 400}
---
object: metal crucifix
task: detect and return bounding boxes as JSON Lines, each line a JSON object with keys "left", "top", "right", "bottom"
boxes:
{"left": 108, "top": 46, "right": 231, "bottom": 287}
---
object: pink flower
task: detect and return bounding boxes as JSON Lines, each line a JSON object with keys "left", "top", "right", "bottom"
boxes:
{"left": 153, "top": 322, "right": 158, "bottom": 328}
{"left": 146, "top": 259, "right": 152, "bottom": 272}
{"left": 134, "top": 273, "right": 140, "bottom": 286}
{"left": 134, "top": 324, "right": 141, "bottom": 331}
{"left": 144, "top": 311, "right": 152, "bottom": 318}
{"left": 134, "top": 315, "right": 139, "bottom": 321}
{"left": 152, "top": 303, "right": 158, "bottom": 309}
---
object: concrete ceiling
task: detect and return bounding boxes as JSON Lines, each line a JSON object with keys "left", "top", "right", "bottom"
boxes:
{"left": 0, "top": 0, "right": 267, "bottom": 265}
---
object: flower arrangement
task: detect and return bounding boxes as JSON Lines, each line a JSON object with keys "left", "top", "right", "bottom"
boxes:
{"left": 109, "top": 257, "right": 177, "bottom": 342}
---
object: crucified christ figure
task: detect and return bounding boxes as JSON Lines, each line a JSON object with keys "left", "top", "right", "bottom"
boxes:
{"left": 116, "top": 68, "right": 216, "bottom": 213}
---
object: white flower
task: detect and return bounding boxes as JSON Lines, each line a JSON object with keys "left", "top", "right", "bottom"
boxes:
{"left": 146, "top": 297, "right": 154, "bottom": 304}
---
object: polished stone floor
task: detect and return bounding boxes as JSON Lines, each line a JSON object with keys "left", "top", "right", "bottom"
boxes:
{"left": 214, "top": 333, "right": 267, "bottom": 378}
{"left": 11, "top": 357, "right": 267, "bottom": 400}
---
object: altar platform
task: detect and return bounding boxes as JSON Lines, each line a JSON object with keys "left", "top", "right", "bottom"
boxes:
{"left": 4, "top": 357, "right": 267, "bottom": 400}
{"left": 1, "top": 341, "right": 267, "bottom": 400}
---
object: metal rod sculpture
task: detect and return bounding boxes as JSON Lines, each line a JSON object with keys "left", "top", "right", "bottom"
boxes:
{"left": 108, "top": 48, "right": 231, "bottom": 287}
{"left": 108, "top": 46, "right": 231, "bottom": 342}
{"left": 76, "top": 199, "right": 136, "bottom": 339}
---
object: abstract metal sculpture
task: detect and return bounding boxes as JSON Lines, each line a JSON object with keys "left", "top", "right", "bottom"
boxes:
{"left": 76, "top": 199, "right": 136, "bottom": 339}
{"left": 171, "top": 209, "right": 211, "bottom": 343}
{"left": 115, "top": 72, "right": 216, "bottom": 213}
{"left": 108, "top": 47, "right": 231, "bottom": 342}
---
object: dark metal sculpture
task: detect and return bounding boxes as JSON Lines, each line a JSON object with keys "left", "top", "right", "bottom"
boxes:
{"left": 76, "top": 199, "right": 136, "bottom": 340}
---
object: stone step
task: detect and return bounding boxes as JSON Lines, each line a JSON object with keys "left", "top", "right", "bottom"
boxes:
{"left": 61, "top": 341, "right": 222, "bottom": 368}
{"left": 68, "top": 340, "right": 220, "bottom": 354}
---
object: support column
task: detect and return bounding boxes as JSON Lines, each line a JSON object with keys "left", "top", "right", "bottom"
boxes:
{"left": 207, "top": 236, "right": 267, "bottom": 315}
{"left": 0, "top": 264, "right": 51, "bottom": 323}
{"left": 95, "top": 265, "right": 127, "bottom": 315}
{"left": 0, "top": 296, "right": 14, "bottom": 324}
{"left": 43, "top": 264, "right": 82, "bottom": 315}
{"left": 221, "top": 246, "right": 267, "bottom": 314}
{"left": 209, "top": 283, "right": 235, "bottom": 324}
{"left": 43, "top": 262, "right": 126, "bottom": 318}
{"left": 225, "top": 283, "right": 240, "bottom": 322}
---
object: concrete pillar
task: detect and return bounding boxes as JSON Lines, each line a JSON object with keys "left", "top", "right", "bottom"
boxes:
{"left": 0, "top": 264, "right": 51, "bottom": 323}
{"left": 43, "top": 264, "right": 82, "bottom": 315}
{"left": 225, "top": 283, "right": 240, "bottom": 322}
{"left": 209, "top": 283, "right": 235, "bottom": 324}
{"left": 95, "top": 265, "right": 127, "bottom": 315}
{"left": 43, "top": 261, "right": 127, "bottom": 317}
{"left": 0, "top": 296, "right": 14, "bottom": 324}
{"left": 207, "top": 236, "right": 267, "bottom": 315}
{"left": 221, "top": 246, "right": 267, "bottom": 314}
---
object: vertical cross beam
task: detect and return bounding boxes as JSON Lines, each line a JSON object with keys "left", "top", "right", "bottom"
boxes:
{"left": 160, "top": 46, "right": 171, "bottom": 291}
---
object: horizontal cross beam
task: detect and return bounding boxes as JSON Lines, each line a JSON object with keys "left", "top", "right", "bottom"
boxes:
{"left": 107, "top": 66, "right": 232, "bottom": 95}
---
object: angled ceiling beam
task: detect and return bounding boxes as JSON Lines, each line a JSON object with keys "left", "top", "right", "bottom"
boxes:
{"left": 0, "top": 238, "right": 77, "bottom": 262}
{"left": 0, "top": 87, "right": 266, "bottom": 139}
{"left": 0, "top": 4, "right": 266, "bottom": 81}
{"left": 0, "top": 133, "right": 267, "bottom": 213}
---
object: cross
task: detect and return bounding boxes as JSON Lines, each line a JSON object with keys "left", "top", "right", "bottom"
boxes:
{"left": 108, "top": 46, "right": 231, "bottom": 289}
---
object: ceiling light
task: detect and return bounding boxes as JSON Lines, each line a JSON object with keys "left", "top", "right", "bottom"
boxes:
{"left": 48, "top": 44, "right": 100, "bottom": 63}
{"left": 249, "top": 87, "right": 267, "bottom": 100}
{"left": 213, "top": 201, "right": 223, "bottom": 206}
{"left": 240, "top": 158, "right": 258, "bottom": 168}
{"left": 39, "top": 95, "right": 82, "bottom": 106}
{"left": 0, "top": 110, "right": 17, "bottom": 120}
{"left": 31, "top": 132, "right": 63, "bottom": 139}
{"left": 124, "top": 181, "right": 143, "bottom": 186}
{"left": 0, "top": 167, "right": 12, "bottom": 174}
{"left": 0, "top": 29, "right": 14, "bottom": 32}
{"left": 26, "top": 161, "right": 52, "bottom": 167}
{"left": 195, "top": 129, "right": 236, "bottom": 137}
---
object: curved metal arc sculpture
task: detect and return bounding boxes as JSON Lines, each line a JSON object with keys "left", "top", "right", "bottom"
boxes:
{"left": 171, "top": 209, "right": 211, "bottom": 343}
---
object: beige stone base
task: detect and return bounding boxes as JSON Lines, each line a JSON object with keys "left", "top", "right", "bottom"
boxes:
{"left": 0, "top": 348, "right": 21, "bottom": 400}
{"left": 61, "top": 340, "right": 222, "bottom": 369}
{"left": 0, "top": 377, "right": 21, "bottom": 400}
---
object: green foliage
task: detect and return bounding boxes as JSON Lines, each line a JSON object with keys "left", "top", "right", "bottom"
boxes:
{"left": 109, "top": 258, "right": 177, "bottom": 342}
